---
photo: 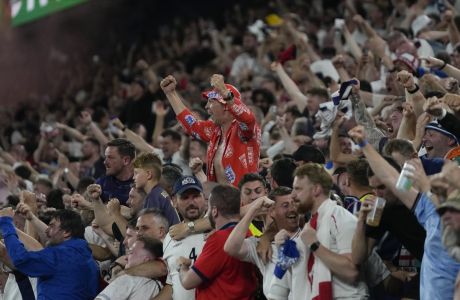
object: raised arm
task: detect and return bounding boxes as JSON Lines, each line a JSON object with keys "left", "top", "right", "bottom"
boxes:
{"left": 271, "top": 61, "right": 307, "bottom": 112}
{"left": 424, "top": 56, "right": 460, "bottom": 81}
{"left": 224, "top": 196, "right": 274, "bottom": 260}
{"left": 160, "top": 76, "right": 188, "bottom": 116}
{"left": 87, "top": 184, "right": 116, "bottom": 237}
{"left": 348, "top": 125, "right": 419, "bottom": 209}
{"left": 112, "top": 118, "right": 155, "bottom": 154}
{"left": 80, "top": 111, "right": 110, "bottom": 146}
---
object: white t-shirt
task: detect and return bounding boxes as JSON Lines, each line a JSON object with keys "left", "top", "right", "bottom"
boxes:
{"left": 163, "top": 232, "right": 206, "bottom": 300}
{"left": 241, "top": 236, "right": 279, "bottom": 297}
{"left": 2, "top": 274, "right": 37, "bottom": 300}
{"left": 327, "top": 205, "right": 368, "bottom": 299}
{"left": 96, "top": 274, "right": 161, "bottom": 300}
{"left": 268, "top": 233, "right": 309, "bottom": 300}
{"left": 269, "top": 204, "right": 369, "bottom": 300}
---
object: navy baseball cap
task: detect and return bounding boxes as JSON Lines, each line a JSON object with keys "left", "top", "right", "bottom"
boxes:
{"left": 173, "top": 176, "right": 203, "bottom": 196}
{"left": 425, "top": 121, "right": 459, "bottom": 145}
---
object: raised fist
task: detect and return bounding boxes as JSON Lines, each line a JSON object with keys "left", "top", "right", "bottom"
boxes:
{"left": 160, "top": 75, "right": 177, "bottom": 94}
{"left": 86, "top": 184, "right": 102, "bottom": 201}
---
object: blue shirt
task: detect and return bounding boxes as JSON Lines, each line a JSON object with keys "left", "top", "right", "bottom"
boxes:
{"left": 0, "top": 217, "right": 99, "bottom": 300}
{"left": 420, "top": 156, "right": 444, "bottom": 175}
{"left": 144, "top": 184, "right": 180, "bottom": 226}
{"left": 414, "top": 193, "right": 460, "bottom": 300}
{"left": 96, "top": 175, "right": 134, "bottom": 205}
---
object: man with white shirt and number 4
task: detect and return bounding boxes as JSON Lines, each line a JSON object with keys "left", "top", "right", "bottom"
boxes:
{"left": 154, "top": 175, "right": 206, "bottom": 300}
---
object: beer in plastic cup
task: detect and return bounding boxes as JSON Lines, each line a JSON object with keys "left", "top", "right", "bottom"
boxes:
{"left": 366, "top": 197, "right": 386, "bottom": 227}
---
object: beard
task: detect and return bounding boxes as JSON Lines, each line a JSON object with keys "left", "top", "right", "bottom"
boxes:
{"left": 442, "top": 225, "right": 460, "bottom": 262}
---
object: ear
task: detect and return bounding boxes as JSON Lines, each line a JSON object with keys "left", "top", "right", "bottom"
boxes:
{"left": 123, "top": 156, "right": 131, "bottom": 166}
{"left": 212, "top": 207, "right": 218, "bottom": 219}
{"left": 158, "top": 226, "right": 166, "bottom": 240}
{"left": 268, "top": 205, "right": 276, "bottom": 219}
{"left": 146, "top": 170, "right": 154, "bottom": 181}
{"left": 313, "top": 184, "right": 322, "bottom": 197}
{"left": 62, "top": 230, "right": 71, "bottom": 240}
{"left": 344, "top": 174, "right": 350, "bottom": 187}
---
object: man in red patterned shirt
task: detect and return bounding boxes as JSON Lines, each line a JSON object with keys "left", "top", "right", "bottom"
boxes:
{"left": 160, "top": 74, "right": 260, "bottom": 187}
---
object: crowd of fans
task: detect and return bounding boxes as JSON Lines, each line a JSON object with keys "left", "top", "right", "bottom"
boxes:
{"left": 2, "top": 0, "right": 460, "bottom": 299}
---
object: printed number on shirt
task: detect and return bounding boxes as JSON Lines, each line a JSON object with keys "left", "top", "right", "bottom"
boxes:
{"left": 189, "top": 247, "right": 197, "bottom": 262}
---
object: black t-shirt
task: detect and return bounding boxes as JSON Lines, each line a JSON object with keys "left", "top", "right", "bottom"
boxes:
{"left": 365, "top": 203, "right": 426, "bottom": 261}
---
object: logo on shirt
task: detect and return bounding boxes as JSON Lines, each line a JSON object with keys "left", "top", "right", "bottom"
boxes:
{"left": 225, "top": 166, "right": 236, "bottom": 183}
{"left": 185, "top": 114, "right": 196, "bottom": 126}
{"left": 204, "top": 127, "right": 212, "bottom": 138}
{"left": 239, "top": 154, "right": 248, "bottom": 169}
{"left": 247, "top": 147, "right": 254, "bottom": 165}
{"left": 224, "top": 144, "right": 233, "bottom": 158}
{"left": 232, "top": 104, "right": 244, "bottom": 116}
{"left": 239, "top": 122, "right": 249, "bottom": 131}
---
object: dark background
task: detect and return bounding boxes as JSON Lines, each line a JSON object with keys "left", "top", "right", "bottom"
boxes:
{"left": 0, "top": 0, "right": 249, "bottom": 106}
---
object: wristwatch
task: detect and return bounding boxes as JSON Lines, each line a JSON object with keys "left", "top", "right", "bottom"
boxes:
{"left": 309, "top": 241, "right": 320, "bottom": 252}
{"left": 223, "top": 91, "right": 234, "bottom": 101}
{"left": 187, "top": 221, "right": 196, "bottom": 233}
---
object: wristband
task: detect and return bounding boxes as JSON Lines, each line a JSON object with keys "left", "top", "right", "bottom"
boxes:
{"left": 358, "top": 140, "right": 368, "bottom": 148}
{"left": 407, "top": 84, "right": 419, "bottom": 94}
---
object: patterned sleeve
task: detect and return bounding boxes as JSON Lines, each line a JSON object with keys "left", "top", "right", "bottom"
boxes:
{"left": 227, "top": 97, "right": 258, "bottom": 140}
{"left": 177, "top": 109, "right": 215, "bottom": 143}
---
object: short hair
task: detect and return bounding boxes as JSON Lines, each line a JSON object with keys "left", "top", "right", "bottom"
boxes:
{"left": 14, "top": 165, "right": 31, "bottom": 180}
{"left": 271, "top": 158, "right": 297, "bottom": 188}
{"left": 293, "top": 163, "right": 333, "bottom": 194}
{"left": 136, "top": 236, "right": 163, "bottom": 258}
{"left": 238, "top": 173, "right": 266, "bottom": 190}
{"left": 138, "top": 208, "right": 170, "bottom": 232}
{"left": 346, "top": 159, "right": 370, "bottom": 187}
{"left": 50, "top": 209, "right": 85, "bottom": 239}
{"left": 268, "top": 186, "right": 292, "bottom": 201}
{"left": 285, "top": 106, "right": 302, "bottom": 119}
{"left": 367, "top": 156, "right": 401, "bottom": 177}
{"left": 161, "top": 129, "right": 182, "bottom": 143}
{"left": 106, "top": 138, "right": 135, "bottom": 160}
{"left": 133, "top": 152, "right": 162, "bottom": 180}
{"left": 383, "top": 139, "right": 416, "bottom": 158}
{"left": 127, "top": 217, "right": 138, "bottom": 229}
{"left": 161, "top": 165, "right": 182, "bottom": 190}
{"left": 209, "top": 185, "right": 241, "bottom": 217}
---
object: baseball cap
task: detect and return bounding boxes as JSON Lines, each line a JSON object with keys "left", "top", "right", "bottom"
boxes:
{"left": 173, "top": 176, "right": 203, "bottom": 196}
{"left": 437, "top": 191, "right": 460, "bottom": 216}
{"left": 425, "top": 121, "right": 459, "bottom": 145}
{"left": 394, "top": 53, "right": 420, "bottom": 74}
{"left": 201, "top": 84, "right": 241, "bottom": 104}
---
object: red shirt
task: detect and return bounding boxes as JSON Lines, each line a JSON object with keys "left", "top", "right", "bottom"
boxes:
{"left": 191, "top": 222, "right": 257, "bottom": 300}
{"left": 176, "top": 96, "right": 261, "bottom": 187}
